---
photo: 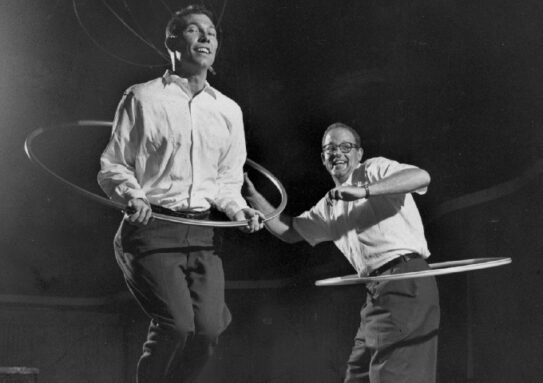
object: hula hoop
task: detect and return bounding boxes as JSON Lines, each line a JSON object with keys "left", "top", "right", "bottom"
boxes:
{"left": 315, "top": 257, "right": 512, "bottom": 286}
{"left": 24, "top": 120, "right": 287, "bottom": 228}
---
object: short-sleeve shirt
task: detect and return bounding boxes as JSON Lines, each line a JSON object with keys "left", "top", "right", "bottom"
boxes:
{"left": 293, "top": 157, "right": 430, "bottom": 276}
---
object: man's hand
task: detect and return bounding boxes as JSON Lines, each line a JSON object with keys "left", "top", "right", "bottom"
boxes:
{"left": 233, "top": 207, "right": 265, "bottom": 233}
{"left": 125, "top": 198, "right": 152, "bottom": 225}
{"left": 326, "top": 185, "right": 367, "bottom": 205}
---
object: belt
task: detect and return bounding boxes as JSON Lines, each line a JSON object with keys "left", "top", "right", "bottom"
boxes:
{"left": 151, "top": 204, "right": 211, "bottom": 220}
{"left": 369, "top": 253, "right": 421, "bottom": 277}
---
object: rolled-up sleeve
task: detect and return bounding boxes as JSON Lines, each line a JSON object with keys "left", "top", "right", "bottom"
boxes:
{"left": 293, "top": 198, "right": 334, "bottom": 246}
{"left": 366, "top": 157, "right": 428, "bottom": 195}
{"left": 97, "top": 91, "right": 147, "bottom": 204}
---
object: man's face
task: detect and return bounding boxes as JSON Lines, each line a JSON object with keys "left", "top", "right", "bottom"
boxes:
{"left": 175, "top": 13, "right": 218, "bottom": 72}
{"left": 321, "top": 128, "right": 363, "bottom": 184}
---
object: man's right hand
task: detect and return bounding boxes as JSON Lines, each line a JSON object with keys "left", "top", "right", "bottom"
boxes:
{"left": 125, "top": 198, "right": 152, "bottom": 225}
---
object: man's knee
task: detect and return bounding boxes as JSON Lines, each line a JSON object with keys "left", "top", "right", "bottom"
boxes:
{"left": 194, "top": 320, "right": 227, "bottom": 344}
{"left": 194, "top": 305, "right": 231, "bottom": 339}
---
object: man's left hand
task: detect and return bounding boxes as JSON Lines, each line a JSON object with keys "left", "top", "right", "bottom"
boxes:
{"left": 233, "top": 207, "right": 265, "bottom": 233}
{"left": 326, "top": 186, "right": 367, "bottom": 204}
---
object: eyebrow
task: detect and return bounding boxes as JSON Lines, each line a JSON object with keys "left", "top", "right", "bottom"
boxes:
{"left": 322, "top": 142, "right": 356, "bottom": 146}
{"left": 185, "top": 21, "right": 216, "bottom": 29}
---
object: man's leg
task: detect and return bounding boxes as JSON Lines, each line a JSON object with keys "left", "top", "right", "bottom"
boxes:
{"left": 344, "top": 309, "right": 371, "bottom": 383}
{"left": 124, "top": 248, "right": 198, "bottom": 383}
{"left": 167, "top": 244, "right": 232, "bottom": 383}
{"left": 365, "top": 258, "right": 440, "bottom": 383}
{"left": 136, "top": 318, "right": 190, "bottom": 383}
{"left": 115, "top": 220, "right": 202, "bottom": 383}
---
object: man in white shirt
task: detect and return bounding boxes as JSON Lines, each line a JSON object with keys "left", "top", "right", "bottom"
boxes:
{"left": 244, "top": 122, "right": 440, "bottom": 383}
{"left": 97, "top": 4, "right": 263, "bottom": 383}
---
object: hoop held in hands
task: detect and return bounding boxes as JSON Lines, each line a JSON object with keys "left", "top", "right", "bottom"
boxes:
{"left": 315, "top": 257, "right": 512, "bottom": 286}
{"left": 24, "top": 120, "right": 287, "bottom": 228}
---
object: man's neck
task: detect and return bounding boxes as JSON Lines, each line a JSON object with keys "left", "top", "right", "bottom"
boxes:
{"left": 333, "top": 176, "right": 346, "bottom": 187}
{"left": 185, "top": 74, "right": 207, "bottom": 97}
{"left": 333, "top": 171, "right": 354, "bottom": 186}
{"left": 173, "top": 67, "right": 208, "bottom": 97}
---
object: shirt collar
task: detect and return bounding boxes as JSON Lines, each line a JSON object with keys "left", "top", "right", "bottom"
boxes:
{"left": 340, "top": 163, "right": 363, "bottom": 186}
{"left": 162, "top": 70, "right": 217, "bottom": 99}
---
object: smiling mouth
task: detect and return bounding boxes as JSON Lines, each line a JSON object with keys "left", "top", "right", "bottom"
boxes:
{"left": 332, "top": 160, "right": 347, "bottom": 167}
{"left": 195, "top": 47, "right": 211, "bottom": 54}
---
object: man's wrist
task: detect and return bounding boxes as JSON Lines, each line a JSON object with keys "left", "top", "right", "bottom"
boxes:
{"left": 245, "top": 192, "right": 262, "bottom": 205}
{"left": 224, "top": 201, "right": 244, "bottom": 220}
{"left": 363, "top": 183, "right": 371, "bottom": 198}
{"left": 130, "top": 197, "right": 150, "bottom": 207}
{"left": 245, "top": 192, "right": 274, "bottom": 214}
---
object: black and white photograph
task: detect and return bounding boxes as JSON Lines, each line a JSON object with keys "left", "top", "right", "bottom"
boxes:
{"left": 0, "top": 1, "right": 541, "bottom": 382}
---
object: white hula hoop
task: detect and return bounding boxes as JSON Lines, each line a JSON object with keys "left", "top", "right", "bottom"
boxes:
{"left": 315, "top": 257, "right": 512, "bottom": 286}
{"left": 24, "top": 120, "right": 288, "bottom": 228}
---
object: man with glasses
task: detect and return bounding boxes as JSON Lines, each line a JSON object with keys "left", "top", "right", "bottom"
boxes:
{"left": 243, "top": 122, "right": 440, "bottom": 383}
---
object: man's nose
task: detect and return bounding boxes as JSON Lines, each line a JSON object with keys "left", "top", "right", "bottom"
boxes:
{"left": 198, "top": 32, "right": 211, "bottom": 42}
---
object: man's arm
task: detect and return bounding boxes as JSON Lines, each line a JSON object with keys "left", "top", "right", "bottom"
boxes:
{"left": 97, "top": 92, "right": 145, "bottom": 202}
{"left": 212, "top": 104, "right": 263, "bottom": 233}
{"left": 328, "top": 167, "right": 431, "bottom": 202}
{"left": 97, "top": 91, "right": 151, "bottom": 225}
{"left": 368, "top": 167, "right": 430, "bottom": 196}
{"left": 243, "top": 174, "right": 303, "bottom": 243}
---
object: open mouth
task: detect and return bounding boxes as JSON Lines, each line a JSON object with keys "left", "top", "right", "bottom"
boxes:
{"left": 332, "top": 160, "right": 347, "bottom": 167}
{"left": 195, "top": 47, "right": 211, "bottom": 54}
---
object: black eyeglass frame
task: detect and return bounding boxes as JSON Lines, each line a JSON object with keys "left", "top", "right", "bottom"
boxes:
{"left": 321, "top": 142, "right": 360, "bottom": 154}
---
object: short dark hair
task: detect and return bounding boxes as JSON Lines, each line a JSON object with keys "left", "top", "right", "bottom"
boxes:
{"left": 165, "top": 4, "right": 217, "bottom": 40}
{"left": 322, "top": 122, "right": 362, "bottom": 147}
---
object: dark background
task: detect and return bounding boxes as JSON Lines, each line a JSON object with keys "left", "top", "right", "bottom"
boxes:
{"left": 0, "top": 0, "right": 541, "bottom": 382}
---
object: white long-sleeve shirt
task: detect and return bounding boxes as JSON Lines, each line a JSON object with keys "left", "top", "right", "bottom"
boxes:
{"left": 97, "top": 71, "right": 248, "bottom": 219}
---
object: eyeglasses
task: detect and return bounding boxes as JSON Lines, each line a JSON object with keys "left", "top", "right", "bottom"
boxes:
{"left": 322, "top": 142, "right": 360, "bottom": 154}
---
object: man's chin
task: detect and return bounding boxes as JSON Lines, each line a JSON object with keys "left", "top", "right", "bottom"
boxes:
{"left": 331, "top": 164, "right": 348, "bottom": 174}
{"left": 330, "top": 169, "right": 348, "bottom": 180}
{"left": 182, "top": 59, "right": 215, "bottom": 73}
{"left": 196, "top": 56, "right": 215, "bottom": 66}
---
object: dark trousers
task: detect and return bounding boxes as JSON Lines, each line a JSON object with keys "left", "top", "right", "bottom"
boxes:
{"left": 344, "top": 257, "right": 440, "bottom": 383}
{"left": 114, "top": 218, "right": 231, "bottom": 383}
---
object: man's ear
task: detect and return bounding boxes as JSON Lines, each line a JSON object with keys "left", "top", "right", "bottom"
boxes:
{"left": 357, "top": 147, "right": 364, "bottom": 162}
{"left": 321, "top": 152, "right": 326, "bottom": 166}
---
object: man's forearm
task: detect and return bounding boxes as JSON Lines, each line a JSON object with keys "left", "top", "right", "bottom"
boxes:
{"left": 245, "top": 190, "right": 275, "bottom": 214}
{"left": 245, "top": 192, "right": 303, "bottom": 244}
{"left": 368, "top": 168, "right": 430, "bottom": 196}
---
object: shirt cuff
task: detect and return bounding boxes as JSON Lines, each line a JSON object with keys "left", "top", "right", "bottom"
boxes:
{"left": 292, "top": 218, "right": 319, "bottom": 247}
{"left": 223, "top": 201, "right": 243, "bottom": 220}
{"left": 121, "top": 188, "right": 147, "bottom": 203}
